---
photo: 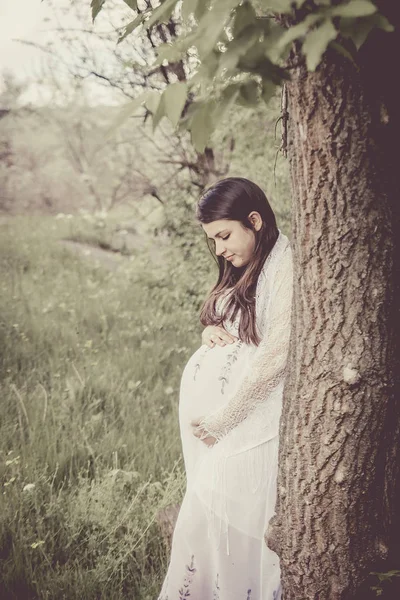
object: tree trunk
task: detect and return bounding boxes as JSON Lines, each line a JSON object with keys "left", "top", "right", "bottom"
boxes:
{"left": 267, "top": 8, "right": 400, "bottom": 600}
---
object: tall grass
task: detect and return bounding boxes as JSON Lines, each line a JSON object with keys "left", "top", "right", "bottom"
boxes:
{"left": 0, "top": 215, "right": 209, "bottom": 599}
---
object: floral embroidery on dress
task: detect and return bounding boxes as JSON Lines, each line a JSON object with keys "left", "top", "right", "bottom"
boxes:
{"left": 158, "top": 553, "right": 279, "bottom": 599}
{"left": 218, "top": 340, "right": 243, "bottom": 394}
{"left": 213, "top": 573, "right": 220, "bottom": 600}
{"left": 193, "top": 346, "right": 212, "bottom": 381}
{"left": 178, "top": 555, "right": 197, "bottom": 599}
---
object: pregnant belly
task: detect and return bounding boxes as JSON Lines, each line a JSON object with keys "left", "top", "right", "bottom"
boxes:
{"left": 179, "top": 340, "right": 253, "bottom": 420}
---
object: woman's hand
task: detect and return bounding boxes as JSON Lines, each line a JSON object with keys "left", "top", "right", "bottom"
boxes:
{"left": 190, "top": 417, "right": 218, "bottom": 447}
{"left": 202, "top": 325, "right": 238, "bottom": 348}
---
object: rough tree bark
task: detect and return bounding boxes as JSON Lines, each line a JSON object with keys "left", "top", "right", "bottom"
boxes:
{"left": 266, "top": 4, "right": 400, "bottom": 600}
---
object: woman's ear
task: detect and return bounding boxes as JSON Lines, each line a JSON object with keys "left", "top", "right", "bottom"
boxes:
{"left": 248, "top": 211, "right": 263, "bottom": 232}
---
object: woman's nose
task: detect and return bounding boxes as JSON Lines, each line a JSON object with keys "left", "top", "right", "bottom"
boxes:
{"left": 215, "top": 240, "right": 226, "bottom": 256}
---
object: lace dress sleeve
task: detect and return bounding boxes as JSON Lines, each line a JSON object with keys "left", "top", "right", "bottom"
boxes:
{"left": 199, "top": 245, "right": 293, "bottom": 441}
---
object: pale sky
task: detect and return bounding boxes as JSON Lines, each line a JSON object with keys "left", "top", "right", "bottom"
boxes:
{"left": 0, "top": 0, "right": 55, "bottom": 77}
{"left": 0, "top": 0, "right": 118, "bottom": 105}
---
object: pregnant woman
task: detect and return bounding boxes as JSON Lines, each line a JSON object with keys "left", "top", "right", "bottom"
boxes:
{"left": 158, "top": 177, "right": 293, "bottom": 600}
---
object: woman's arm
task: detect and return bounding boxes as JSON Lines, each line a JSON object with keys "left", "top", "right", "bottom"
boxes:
{"left": 197, "top": 246, "right": 293, "bottom": 442}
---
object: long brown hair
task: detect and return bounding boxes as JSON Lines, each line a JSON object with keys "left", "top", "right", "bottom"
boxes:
{"left": 197, "top": 177, "right": 279, "bottom": 346}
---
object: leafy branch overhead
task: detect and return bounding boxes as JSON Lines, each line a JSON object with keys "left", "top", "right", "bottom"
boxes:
{"left": 91, "top": 0, "right": 394, "bottom": 152}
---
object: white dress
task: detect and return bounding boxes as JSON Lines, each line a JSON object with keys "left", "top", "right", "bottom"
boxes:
{"left": 158, "top": 231, "right": 293, "bottom": 600}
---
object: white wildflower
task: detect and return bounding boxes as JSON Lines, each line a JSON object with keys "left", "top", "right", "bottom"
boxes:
{"left": 23, "top": 483, "right": 36, "bottom": 492}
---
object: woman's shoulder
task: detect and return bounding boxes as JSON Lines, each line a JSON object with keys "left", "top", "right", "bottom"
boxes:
{"left": 274, "top": 230, "right": 291, "bottom": 259}
{"left": 259, "top": 231, "right": 291, "bottom": 281}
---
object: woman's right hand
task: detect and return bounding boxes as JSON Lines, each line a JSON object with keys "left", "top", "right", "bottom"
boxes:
{"left": 201, "top": 325, "right": 238, "bottom": 348}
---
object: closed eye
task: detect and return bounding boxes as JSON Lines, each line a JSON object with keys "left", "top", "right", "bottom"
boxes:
{"left": 221, "top": 235, "right": 230, "bottom": 241}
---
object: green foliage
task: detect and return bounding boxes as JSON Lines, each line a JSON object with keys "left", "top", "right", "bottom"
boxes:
{"left": 370, "top": 570, "right": 400, "bottom": 597}
{"left": 302, "top": 18, "right": 338, "bottom": 71}
{"left": 338, "top": 12, "right": 394, "bottom": 50}
{"left": 117, "top": 12, "right": 147, "bottom": 44}
{"left": 181, "top": 0, "right": 201, "bottom": 22}
{"left": 330, "top": 0, "right": 376, "bottom": 17}
{"left": 258, "top": 0, "right": 293, "bottom": 11}
{"left": 90, "top": 0, "right": 106, "bottom": 23}
{"left": 90, "top": 0, "right": 393, "bottom": 151}
{"left": 277, "top": 13, "right": 321, "bottom": 49}
{"left": 155, "top": 82, "right": 189, "bottom": 129}
{"left": 189, "top": 99, "right": 216, "bottom": 152}
{"left": 122, "top": 0, "right": 138, "bottom": 10}
{"left": 146, "top": 0, "right": 180, "bottom": 29}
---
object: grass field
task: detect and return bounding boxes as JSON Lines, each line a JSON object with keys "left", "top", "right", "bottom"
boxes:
{"left": 0, "top": 214, "right": 211, "bottom": 599}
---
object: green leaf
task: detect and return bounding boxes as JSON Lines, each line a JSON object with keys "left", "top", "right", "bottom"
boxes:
{"left": 144, "top": 91, "right": 162, "bottom": 114}
{"left": 190, "top": 101, "right": 215, "bottom": 152}
{"left": 343, "top": 19, "right": 374, "bottom": 49}
{"left": 163, "top": 82, "right": 188, "bottom": 127}
{"left": 261, "top": 79, "right": 276, "bottom": 104}
{"left": 330, "top": 41, "right": 358, "bottom": 68}
{"left": 117, "top": 13, "right": 147, "bottom": 44}
{"left": 233, "top": 2, "right": 257, "bottom": 37}
{"left": 181, "top": 0, "right": 200, "bottom": 22}
{"left": 194, "top": 0, "right": 211, "bottom": 22}
{"left": 217, "top": 25, "right": 260, "bottom": 75}
{"left": 303, "top": 19, "right": 338, "bottom": 71}
{"left": 195, "top": 0, "right": 241, "bottom": 59}
{"left": 191, "top": 50, "right": 220, "bottom": 82}
{"left": 91, "top": 0, "right": 105, "bottom": 23}
{"left": 212, "top": 84, "right": 241, "bottom": 122}
{"left": 277, "top": 14, "right": 321, "bottom": 49}
{"left": 122, "top": 0, "right": 138, "bottom": 10}
{"left": 258, "top": 0, "right": 294, "bottom": 12}
{"left": 238, "top": 52, "right": 287, "bottom": 84}
{"left": 154, "top": 42, "right": 184, "bottom": 65}
{"left": 373, "top": 14, "right": 395, "bottom": 32}
{"left": 330, "top": 0, "right": 377, "bottom": 18}
{"left": 152, "top": 95, "right": 167, "bottom": 131}
{"left": 151, "top": 82, "right": 187, "bottom": 131}
{"left": 146, "top": 0, "right": 179, "bottom": 29}
{"left": 259, "top": 20, "right": 287, "bottom": 62}
{"left": 338, "top": 13, "right": 393, "bottom": 50}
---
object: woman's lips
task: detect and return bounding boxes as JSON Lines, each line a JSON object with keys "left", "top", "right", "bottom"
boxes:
{"left": 225, "top": 254, "right": 234, "bottom": 260}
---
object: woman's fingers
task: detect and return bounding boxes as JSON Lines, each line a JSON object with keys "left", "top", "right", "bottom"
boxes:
{"left": 202, "top": 326, "right": 218, "bottom": 347}
{"left": 220, "top": 331, "right": 238, "bottom": 344}
{"left": 205, "top": 336, "right": 215, "bottom": 348}
{"left": 202, "top": 325, "right": 238, "bottom": 347}
{"left": 190, "top": 419, "right": 218, "bottom": 447}
{"left": 211, "top": 333, "right": 225, "bottom": 347}
{"left": 213, "top": 327, "right": 237, "bottom": 346}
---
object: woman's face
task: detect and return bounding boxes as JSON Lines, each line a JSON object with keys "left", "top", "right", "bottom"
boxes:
{"left": 201, "top": 213, "right": 262, "bottom": 268}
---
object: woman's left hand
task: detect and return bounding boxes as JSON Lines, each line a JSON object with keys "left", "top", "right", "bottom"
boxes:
{"left": 190, "top": 417, "right": 218, "bottom": 447}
